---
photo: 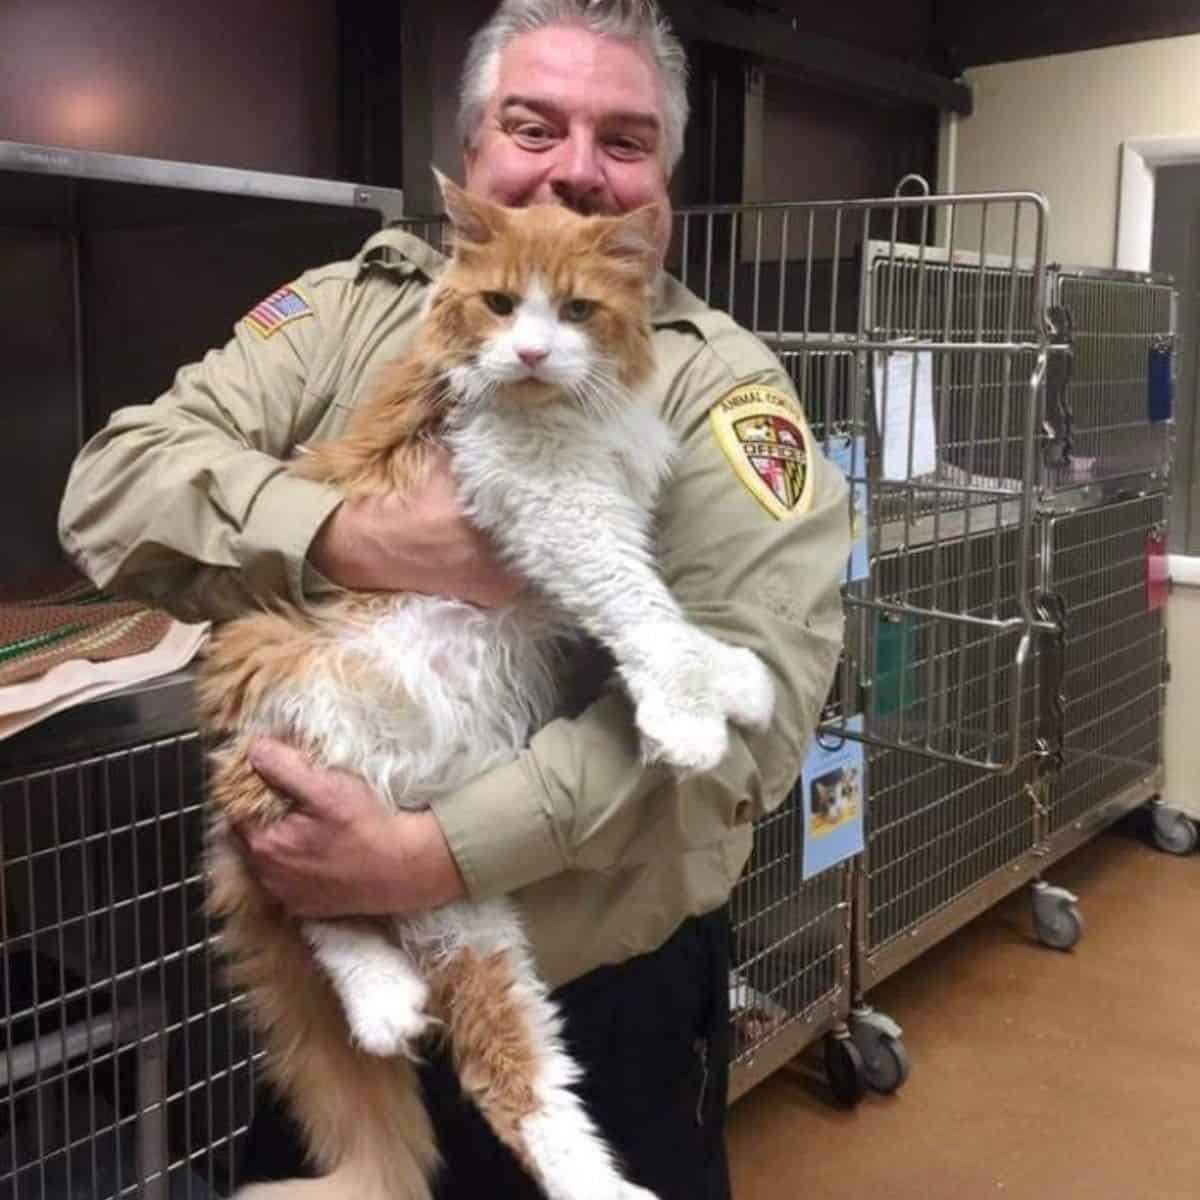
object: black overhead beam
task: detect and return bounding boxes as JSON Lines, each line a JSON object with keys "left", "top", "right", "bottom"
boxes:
{"left": 662, "top": 1, "right": 973, "bottom": 116}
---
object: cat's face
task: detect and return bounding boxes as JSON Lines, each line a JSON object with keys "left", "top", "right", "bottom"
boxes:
{"left": 813, "top": 768, "right": 859, "bottom": 821}
{"left": 429, "top": 179, "right": 657, "bottom": 414}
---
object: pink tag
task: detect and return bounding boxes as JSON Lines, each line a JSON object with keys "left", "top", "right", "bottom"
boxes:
{"left": 1146, "top": 531, "right": 1168, "bottom": 612}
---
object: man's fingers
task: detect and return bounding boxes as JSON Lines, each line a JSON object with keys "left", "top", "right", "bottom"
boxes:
{"left": 226, "top": 819, "right": 256, "bottom": 862}
{"left": 247, "top": 737, "right": 319, "bottom": 805}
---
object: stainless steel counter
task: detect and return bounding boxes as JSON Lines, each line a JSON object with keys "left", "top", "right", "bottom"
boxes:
{"left": 0, "top": 670, "right": 198, "bottom": 778}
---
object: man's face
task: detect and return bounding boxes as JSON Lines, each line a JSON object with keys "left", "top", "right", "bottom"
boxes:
{"left": 463, "top": 24, "right": 673, "bottom": 254}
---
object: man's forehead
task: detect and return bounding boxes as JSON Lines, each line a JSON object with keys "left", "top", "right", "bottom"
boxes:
{"left": 491, "top": 25, "right": 663, "bottom": 120}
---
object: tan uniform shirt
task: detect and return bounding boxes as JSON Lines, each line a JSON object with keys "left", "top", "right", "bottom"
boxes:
{"left": 59, "top": 228, "right": 850, "bottom": 989}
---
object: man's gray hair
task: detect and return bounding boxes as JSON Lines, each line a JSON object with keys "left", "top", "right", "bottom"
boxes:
{"left": 458, "top": 0, "right": 690, "bottom": 174}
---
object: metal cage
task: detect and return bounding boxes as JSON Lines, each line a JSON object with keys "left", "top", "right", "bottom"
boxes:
{"left": 1044, "top": 270, "right": 1175, "bottom": 501}
{"left": 1039, "top": 493, "right": 1168, "bottom": 852}
{"left": 668, "top": 191, "right": 1054, "bottom": 775}
{"left": 0, "top": 737, "right": 253, "bottom": 1200}
{"left": 856, "top": 522, "right": 1043, "bottom": 989}
{"left": 727, "top": 791, "right": 853, "bottom": 1102}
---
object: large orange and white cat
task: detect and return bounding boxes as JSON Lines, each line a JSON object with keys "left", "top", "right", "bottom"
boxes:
{"left": 199, "top": 176, "right": 775, "bottom": 1200}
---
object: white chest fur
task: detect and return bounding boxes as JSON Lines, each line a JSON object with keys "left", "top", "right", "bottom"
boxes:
{"left": 265, "top": 596, "right": 571, "bottom": 810}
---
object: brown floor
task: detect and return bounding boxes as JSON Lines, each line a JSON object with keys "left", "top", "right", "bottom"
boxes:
{"left": 726, "top": 828, "right": 1200, "bottom": 1200}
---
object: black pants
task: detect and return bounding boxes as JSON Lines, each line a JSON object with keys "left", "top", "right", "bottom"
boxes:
{"left": 237, "top": 908, "right": 732, "bottom": 1199}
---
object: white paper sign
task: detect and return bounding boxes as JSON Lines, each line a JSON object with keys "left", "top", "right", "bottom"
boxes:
{"left": 873, "top": 349, "right": 938, "bottom": 480}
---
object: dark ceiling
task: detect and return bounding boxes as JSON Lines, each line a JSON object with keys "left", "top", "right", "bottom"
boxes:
{"left": 700, "top": 0, "right": 1200, "bottom": 78}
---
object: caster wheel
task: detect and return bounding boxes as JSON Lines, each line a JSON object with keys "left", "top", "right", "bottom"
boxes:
{"left": 1035, "top": 905, "right": 1084, "bottom": 950}
{"left": 824, "top": 1034, "right": 867, "bottom": 1108}
{"left": 1151, "top": 805, "right": 1198, "bottom": 856}
{"left": 861, "top": 1035, "right": 911, "bottom": 1093}
{"left": 850, "top": 1007, "right": 911, "bottom": 1094}
{"left": 1032, "top": 883, "right": 1085, "bottom": 951}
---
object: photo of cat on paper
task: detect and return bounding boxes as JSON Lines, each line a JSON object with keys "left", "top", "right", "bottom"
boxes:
{"left": 809, "top": 765, "right": 861, "bottom": 836}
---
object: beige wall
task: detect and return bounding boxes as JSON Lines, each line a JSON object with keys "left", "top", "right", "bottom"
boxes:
{"left": 944, "top": 34, "right": 1200, "bottom": 267}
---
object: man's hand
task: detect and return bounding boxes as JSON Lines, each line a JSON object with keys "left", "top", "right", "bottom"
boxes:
{"left": 308, "top": 446, "right": 521, "bottom": 605}
{"left": 233, "top": 738, "right": 466, "bottom": 918}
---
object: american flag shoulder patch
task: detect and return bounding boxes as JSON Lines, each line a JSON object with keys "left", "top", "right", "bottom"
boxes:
{"left": 242, "top": 284, "right": 313, "bottom": 339}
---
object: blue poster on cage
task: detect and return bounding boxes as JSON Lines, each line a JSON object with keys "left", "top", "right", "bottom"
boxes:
{"left": 826, "top": 435, "right": 869, "bottom": 583}
{"left": 801, "top": 715, "right": 865, "bottom": 880}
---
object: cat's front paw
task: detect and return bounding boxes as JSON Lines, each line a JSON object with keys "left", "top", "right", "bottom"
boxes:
{"left": 635, "top": 692, "right": 729, "bottom": 774}
{"left": 711, "top": 643, "right": 775, "bottom": 732}
{"left": 627, "top": 629, "right": 774, "bottom": 772}
{"left": 342, "top": 969, "right": 433, "bottom": 1058}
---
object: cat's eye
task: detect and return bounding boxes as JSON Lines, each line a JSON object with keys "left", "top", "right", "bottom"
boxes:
{"left": 560, "top": 299, "right": 596, "bottom": 323}
{"left": 483, "top": 292, "right": 515, "bottom": 316}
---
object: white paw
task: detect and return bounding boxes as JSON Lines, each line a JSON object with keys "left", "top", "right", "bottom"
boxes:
{"left": 636, "top": 692, "right": 728, "bottom": 774}
{"left": 712, "top": 644, "right": 775, "bottom": 731}
{"left": 342, "top": 970, "right": 432, "bottom": 1057}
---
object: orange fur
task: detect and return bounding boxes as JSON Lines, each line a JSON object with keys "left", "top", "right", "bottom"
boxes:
{"left": 426, "top": 949, "right": 542, "bottom": 1172}
{"left": 206, "top": 823, "right": 437, "bottom": 1199}
{"left": 200, "top": 193, "right": 660, "bottom": 1198}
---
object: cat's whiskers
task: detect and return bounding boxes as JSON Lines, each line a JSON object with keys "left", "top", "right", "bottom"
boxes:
{"left": 445, "top": 364, "right": 500, "bottom": 417}
{"left": 570, "top": 361, "right": 631, "bottom": 422}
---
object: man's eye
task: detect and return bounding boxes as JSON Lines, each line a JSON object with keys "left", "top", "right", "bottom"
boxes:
{"left": 483, "top": 292, "right": 515, "bottom": 316}
{"left": 607, "top": 138, "right": 647, "bottom": 159}
{"left": 560, "top": 299, "right": 596, "bottom": 322}
{"left": 513, "top": 123, "right": 553, "bottom": 146}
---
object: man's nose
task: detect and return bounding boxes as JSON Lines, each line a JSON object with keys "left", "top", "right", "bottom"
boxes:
{"left": 549, "top": 131, "right": 605, "bottom": 208}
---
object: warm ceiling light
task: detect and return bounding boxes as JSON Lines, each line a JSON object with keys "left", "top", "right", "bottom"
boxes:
{"left": 53, "top": 84, "right": 124, "bottom": 143}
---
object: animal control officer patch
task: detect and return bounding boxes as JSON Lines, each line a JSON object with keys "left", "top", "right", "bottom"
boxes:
{"left": 709, "top": 384, "right": 817, "bottom": 519}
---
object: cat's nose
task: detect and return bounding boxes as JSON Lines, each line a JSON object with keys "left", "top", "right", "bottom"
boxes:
{"left": 518, "top": 348, "right": 549, "bottom": 368}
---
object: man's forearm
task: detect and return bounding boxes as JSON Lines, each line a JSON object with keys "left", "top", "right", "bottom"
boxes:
{"left": 303, "top": 452, "right": 521, "bottom": 606}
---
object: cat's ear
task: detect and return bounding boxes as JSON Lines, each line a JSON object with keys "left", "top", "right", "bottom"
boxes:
{"left": 433, "top": 167, "right": 503, "bottom": 245}
{"left": 596, "top": 204, "right": 662, "bottom": 272}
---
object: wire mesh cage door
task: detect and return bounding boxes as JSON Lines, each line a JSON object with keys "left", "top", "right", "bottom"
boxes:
{"left": 1043, "top": 270, "right": 1176, "bottom": 499}
{"left": 856, "top": 521, "right": 1043, "bottom": 985}
{"left": 727, "top": 792, "right": 853, "bottom": 1102}
{"left": 0, "top": 737, "right": 256, "bottom": 1200}
{"left": 1040, "top": 494, "right": 1168, "bottom": 836}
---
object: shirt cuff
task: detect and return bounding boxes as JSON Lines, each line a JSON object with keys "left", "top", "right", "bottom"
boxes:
{"left": 242, "top": 471, "right": 344, "bottom": 608}
{"left": 301, "top": 559, "right": 345, "bottom": 601}
{"left": 430, "top": 754, "right": 569, "bottom": 900}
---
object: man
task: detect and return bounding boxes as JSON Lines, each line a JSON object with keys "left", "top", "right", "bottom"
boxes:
{"left": 58, "top": 1, "right": 849, "bottom": 1196}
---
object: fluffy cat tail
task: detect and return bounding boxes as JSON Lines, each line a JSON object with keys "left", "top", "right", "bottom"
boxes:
{"left": 208, "top": 838, "right": 440, "bottom": 1200}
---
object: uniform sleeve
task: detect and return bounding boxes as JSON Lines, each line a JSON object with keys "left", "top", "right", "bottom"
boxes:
{"left": 432, "top": 340, "right": 850, "bottom": 901}
{"left": 57, "top": 275, "right": 347, "bottom": 623}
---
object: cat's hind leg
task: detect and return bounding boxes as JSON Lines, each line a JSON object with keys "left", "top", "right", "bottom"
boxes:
{"left": 305, "top": 919, "right": 433, "bottom": 1057}
{"left": 417, "top": 900, "right": 656, "bottom": 1200}
{"left": 207, "top": 740, "right": 433, "bottom": 1056}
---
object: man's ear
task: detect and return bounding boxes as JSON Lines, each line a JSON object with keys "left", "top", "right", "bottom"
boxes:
{"left": 433, "top": 167, "right": 503, "bottom": 245}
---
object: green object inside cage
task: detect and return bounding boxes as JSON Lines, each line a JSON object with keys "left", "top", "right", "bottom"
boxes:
{"left": 874, "top": 614, "right": 921, "bottom": 716}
